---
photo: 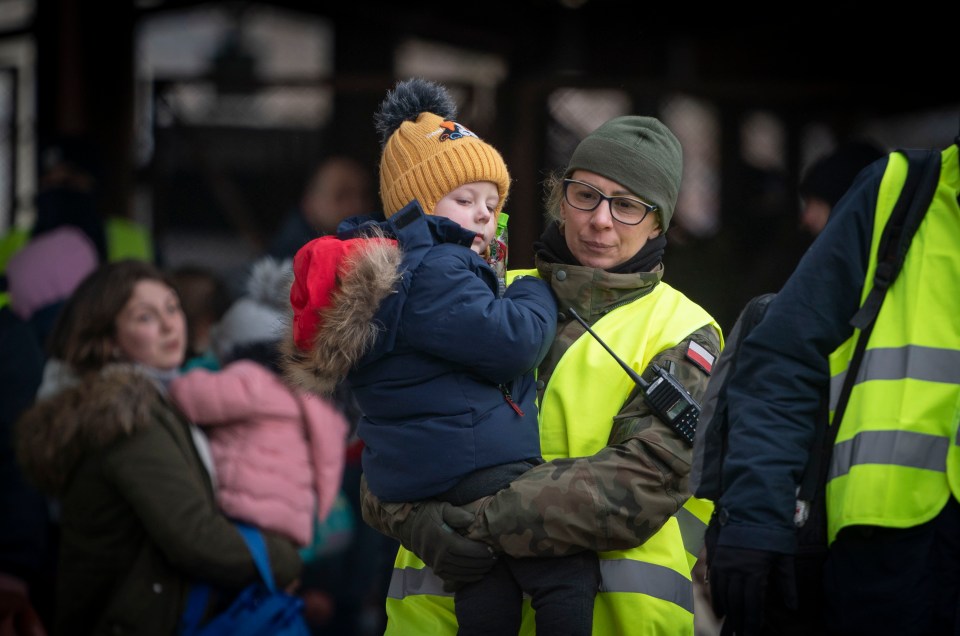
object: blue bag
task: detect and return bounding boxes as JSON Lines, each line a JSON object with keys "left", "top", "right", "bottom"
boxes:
{"left": 180, "top": 523, "right": 310, "bottom": 636}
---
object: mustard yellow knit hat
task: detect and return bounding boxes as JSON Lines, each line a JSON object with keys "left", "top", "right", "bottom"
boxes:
{"left": 375, "top": 78, "right": 511, "bottom": 218}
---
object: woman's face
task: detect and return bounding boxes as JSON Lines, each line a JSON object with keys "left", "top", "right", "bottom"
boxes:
{"left": 113, "top": 279, "right": 187, "bottom": 371}
{"left": 561, "top": 170, "right": 662, "bottom": 270}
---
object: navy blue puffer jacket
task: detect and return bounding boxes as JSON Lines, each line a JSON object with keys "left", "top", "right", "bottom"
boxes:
{"left": 337, "top": 203, "right": 557, "bottom": 502}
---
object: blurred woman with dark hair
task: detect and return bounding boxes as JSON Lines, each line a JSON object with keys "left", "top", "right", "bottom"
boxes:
{"left": 16, "top": 260, "right": 300, "bottom": 636}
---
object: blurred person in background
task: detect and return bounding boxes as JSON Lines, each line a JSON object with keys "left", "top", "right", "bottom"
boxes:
{"left": 797, "top": 140, "right": 885, "bottom": 237}
{"left": 267, "top": 155, "right": 375, "bottom": 261}
{"left": 267, "top": 155, "right": 384, "bottom": 635}
{"left": 15, "top": 260, "right": 300, "bottom": 635}
{"left": 0, "top": 135, "right": 157, "bottom": 311}
{"left": 169, "top": 256, "right": 350, "bottom": 631}
{"left": 168, "top": 265, "right": 233, "bottom": 371}
{"left": 0, "top": 225, "right": 100, "bottom": 636}
{"left": 0, "top": 304, "right": 50, "bottom": 636}
{"left": 5, "top": 227, "right": 99, "bottom": 350}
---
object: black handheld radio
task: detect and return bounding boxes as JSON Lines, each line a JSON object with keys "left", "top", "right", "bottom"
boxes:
{"left": 568, "top": 308, "right": 701, "bottom": 445}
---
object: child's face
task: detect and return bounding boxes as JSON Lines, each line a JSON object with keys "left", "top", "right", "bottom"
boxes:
{"left": 433, "top": 181, "right": 500, "bottom": 254}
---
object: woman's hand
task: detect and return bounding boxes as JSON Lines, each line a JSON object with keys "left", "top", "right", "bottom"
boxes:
{"left": 359, "top": 476, "right": 497, "bottom": 584}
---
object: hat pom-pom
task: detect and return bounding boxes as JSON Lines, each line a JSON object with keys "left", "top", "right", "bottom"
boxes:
{"left": 246, "top": 256, "right": 293, "bottom": 311}
{"left": 374, "top": 78, "right": 457, "bottom": 148}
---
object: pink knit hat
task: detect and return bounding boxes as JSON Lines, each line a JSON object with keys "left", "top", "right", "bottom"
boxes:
{"left": 7, "top": 226, "right": 99, "bottom": 320}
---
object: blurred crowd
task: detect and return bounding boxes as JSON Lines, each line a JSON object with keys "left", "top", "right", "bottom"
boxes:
{"left": 0, "top": 139, "right": 396, "bottom": 636}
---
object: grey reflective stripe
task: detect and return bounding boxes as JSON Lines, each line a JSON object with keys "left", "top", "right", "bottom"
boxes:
{"left": 389, "top": 559, "right": 694, "bottom": 613}
{"left": 675, "top": 507, "right": 707, "bottom": 557}
{"left": 388, "top": 567, "right": 452, "bottom": 599}
{"left": 829, "top": 430, "right": 949, "bottom": 481}
{"left": 830, "top": 346, "right": 960, "bottom": 411}
{"left": 598, "top": 559, "right": 694, "bottom": 613}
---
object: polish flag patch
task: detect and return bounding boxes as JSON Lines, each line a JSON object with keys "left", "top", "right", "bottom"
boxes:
{"left": 685, "top": 341, "right": 715, "bottom": 374}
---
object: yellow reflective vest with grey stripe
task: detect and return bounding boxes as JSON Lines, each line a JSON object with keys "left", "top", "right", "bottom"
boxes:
{"left": 385, "top": 273, "right": 718, "bottom": 635}
{"left": 826, "top": 144, "right": 960, "bottom": 544}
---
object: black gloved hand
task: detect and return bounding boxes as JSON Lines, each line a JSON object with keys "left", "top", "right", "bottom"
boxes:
{"left": 395, "top": 501, "right": 498, "bottom": 585}
{"left": 708, "top": 545, "right": 798, "bottom": 636}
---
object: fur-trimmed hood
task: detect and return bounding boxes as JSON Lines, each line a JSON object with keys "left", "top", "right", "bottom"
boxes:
{"left": 282, "top": 234, "right": 403, "bottom": 397}
{"left": 16, "top": 364, "right": 169, "bottom": 495}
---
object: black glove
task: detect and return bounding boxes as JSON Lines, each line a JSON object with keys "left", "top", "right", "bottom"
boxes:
{"left": 395, "top": 501, "right": 498, "bottom": 585}
{"left": 708, "top": 545, "right": 798, "bottom": 636}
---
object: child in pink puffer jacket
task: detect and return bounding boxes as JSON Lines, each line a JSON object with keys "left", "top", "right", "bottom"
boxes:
{"left": 170, "top": 257, "right": 348, "bottom": 547}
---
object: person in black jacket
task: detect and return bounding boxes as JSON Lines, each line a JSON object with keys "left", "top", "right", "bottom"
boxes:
{"left": 709, "top": 143, "right": 960, "bottom": 635}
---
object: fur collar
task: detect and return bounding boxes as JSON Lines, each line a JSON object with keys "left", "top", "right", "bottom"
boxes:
{"left": 16, "top": 364, "right": 169, "bottom": 495}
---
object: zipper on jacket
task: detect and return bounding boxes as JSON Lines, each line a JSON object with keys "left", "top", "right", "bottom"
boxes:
{"left": 498, "top": 384, "right": 525, "bottom": 416}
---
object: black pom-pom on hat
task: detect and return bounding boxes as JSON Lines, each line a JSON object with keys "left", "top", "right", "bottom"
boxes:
{"left": 374, "top": 78, "right": 458, "bottom": 148}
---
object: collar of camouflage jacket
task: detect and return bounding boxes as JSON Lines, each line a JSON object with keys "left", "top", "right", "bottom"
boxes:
{"left": 534, "top": 258, "right": 663, "bottom": 322}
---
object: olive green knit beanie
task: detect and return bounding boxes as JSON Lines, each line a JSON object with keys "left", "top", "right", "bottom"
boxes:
{"left": 565, "top": 116, "right": 682, "bottom": 230}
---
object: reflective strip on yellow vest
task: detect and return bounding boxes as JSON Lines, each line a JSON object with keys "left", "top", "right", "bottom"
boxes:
{"left": 828, "top": 345, "right": 960, "bottom": 412}
{"left": 677, "top": 495, "right": 712, "bottom": 569}
{"left": 388, "top": 558, "right": 696, "bottom": 611}
{"left": 826, "top": 145, "right": 960, "bottom": 544}
{"left": 385, "top": 537, "right": 702, "bottom": 635}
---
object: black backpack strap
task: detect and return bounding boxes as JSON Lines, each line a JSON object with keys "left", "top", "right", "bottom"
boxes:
{"left": 797, "top": 148, "right": 941, "bottom": 504}
{"left": 691, "top": 293, "right": 775, "bottom": 500}
{"left": 850, "top": 149, "right": 941, "bottom": 330}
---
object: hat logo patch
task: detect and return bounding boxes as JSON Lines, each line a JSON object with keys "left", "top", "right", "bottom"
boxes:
{"left": 430, "top": 120, "right": 478, "bottom": 142}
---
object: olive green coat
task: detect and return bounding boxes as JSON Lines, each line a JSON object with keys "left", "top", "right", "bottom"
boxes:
{"left": 17, "top": 365, "right": 301, "bottom": 636}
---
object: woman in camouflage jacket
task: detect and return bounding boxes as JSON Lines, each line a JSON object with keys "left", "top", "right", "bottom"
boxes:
{"left": 362, "top": 115, "right": 723, "bottom": 634}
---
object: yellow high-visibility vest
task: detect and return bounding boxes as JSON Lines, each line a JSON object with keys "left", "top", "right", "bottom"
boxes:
{"left": 826, "top": 145, "right": 960, "bottom": 543}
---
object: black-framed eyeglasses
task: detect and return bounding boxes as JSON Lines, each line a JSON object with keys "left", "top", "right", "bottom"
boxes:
{"left": 562, "top": 179, "right": 658, "bottom": 226}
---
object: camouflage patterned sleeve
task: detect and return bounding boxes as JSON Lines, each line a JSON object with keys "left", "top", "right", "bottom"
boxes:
{"left": 462, "top": 324, "right": 722, "bottom": 557}
{"left": 359, "top": 474, "right": 418, "bottom": 541}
